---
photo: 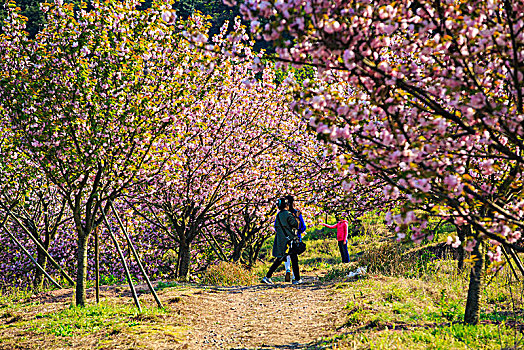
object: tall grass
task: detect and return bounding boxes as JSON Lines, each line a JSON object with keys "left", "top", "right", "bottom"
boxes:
{"left": 200, "top": 261, "right": 258, "bottom": 286}
{"left": 355, "top": 235, "right": 461, "bottom": 280}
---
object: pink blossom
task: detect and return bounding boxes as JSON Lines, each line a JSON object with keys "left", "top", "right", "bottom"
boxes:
{"left": 464, "top": 239, "right": 477, "bottom": 252}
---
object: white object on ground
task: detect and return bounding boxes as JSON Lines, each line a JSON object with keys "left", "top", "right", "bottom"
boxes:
{"left": 346, "top": 266, "right": 367, "bottom": 278}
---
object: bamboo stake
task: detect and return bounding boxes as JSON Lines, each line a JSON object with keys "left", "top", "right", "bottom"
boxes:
{"left": 175, "top": 246, "right": 181, "bottom": 279}
{"left": 110, "top": 203, "right": 163, "bottom": 309}
{"left": 0, "top": 220, "right": 62, "bottom": 289}
{"left": 100, "top": 205, "right": 142, "bottom": 312}
{"left": 5, "top": 208, "right": 75, "bottom": 286}
{"left": 95, "top": 226, "right": 100, "bottom": 304}
{"left": 507, "top": 246, "right": 524, "bottom": 278}
{"left": 501, "top": 245, "right": 520, "bottom": 281}
{"left": 202, "top": 228, "right": 228, "bottom": 261}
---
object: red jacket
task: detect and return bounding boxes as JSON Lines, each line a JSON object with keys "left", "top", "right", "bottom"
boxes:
{"left": 321, "top": 220, "right": 349, "bottom": 242}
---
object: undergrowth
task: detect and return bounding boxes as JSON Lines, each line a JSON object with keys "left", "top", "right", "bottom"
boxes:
{"left": 1, "top": 217, "right": 523, "bottom": 349}
{"left": 0, "top": 299, "right": 182, "bottom": 349}
{"left": 321, "top": 262, "right": 359, "bottom": 282}
{"left": 200, "top": 261, "right": 258, "bottom": 286}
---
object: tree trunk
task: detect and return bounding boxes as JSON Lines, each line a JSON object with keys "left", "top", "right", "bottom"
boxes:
{"left": 75, "top": 233, "right": 90, "bottom": 307}
{"left": 34, "top": 248, "right": 47, "bottom": 290}
{"left": 464, "top": 239, "right": 483, "bottom": 325}
{"left": 457, "top": 245, "right": 465, "bottom": 271}
{"left": 456, "top": 225, "right": 468, "bottom": 271}
{"left": 177, "top": 241, "right": 191, "bottom": 280}
{"left": 245, "top": 245, "right": 254, "bottom": 267}
{"left": 245, "top": 237, "right": 266, "bottom": 267}
{"left": 231, "top": 240, "right": 245, "bottom": 262}
{"left": 34, "top": 231, "right": 51, "bottom": 291}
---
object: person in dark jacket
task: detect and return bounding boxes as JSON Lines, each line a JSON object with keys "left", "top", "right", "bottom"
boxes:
{"left": 262, "top": 197, "right": 303, "bottom": 285}
{"left": 284, "top": 195, "right": 306, "bottom": 282}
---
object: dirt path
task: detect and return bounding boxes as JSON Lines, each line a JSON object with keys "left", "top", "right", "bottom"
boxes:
{"left": 174, "top": 275, "right": 348, "bottom": 349}
{"left": 0, "top": 274, "right": 350, "bottom": 350}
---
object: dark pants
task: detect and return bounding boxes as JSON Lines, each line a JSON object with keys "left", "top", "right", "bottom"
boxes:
{"left": 338, "top": 241, "right": 350, "bottom": 263}
{"left": 267, "top": 253, "right": 300, "bottom": 280}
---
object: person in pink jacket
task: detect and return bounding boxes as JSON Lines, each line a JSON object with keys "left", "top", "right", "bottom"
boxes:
{"left": 321, "top": 217, "right": 350, "bottom": 263}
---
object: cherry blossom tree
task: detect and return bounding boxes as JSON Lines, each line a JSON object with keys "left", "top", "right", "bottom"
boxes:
{"left": 209, "top": 136, "right": 310, "bottom": 266}
{"left": 128, "top": 47, "right": 307, "bottom": 277}
{"left": 0, "top": 117, "right": 73, "bottom": 290}
{"left": 4, "top": 183, "right": 69, "bottom": 290}
{"left": 233, "top": 0, "right": 524, "bottom": 324}
{"left": 0, "top": 0, "right": 219, "bottom": 305}
{"left": 213, "top": 202, "right": 276, "bottom": 265}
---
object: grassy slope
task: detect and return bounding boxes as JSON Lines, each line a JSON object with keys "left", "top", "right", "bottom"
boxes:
{"left": 0, "top": 288, "right": 188, "bottom": 349}
{"left": 304, "top": 223, "right": 524, "bottom": 349}
{"left": 0, "top": 221, "right": 523, "bottom": 349}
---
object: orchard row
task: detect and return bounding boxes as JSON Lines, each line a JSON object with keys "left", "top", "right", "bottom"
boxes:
{"left": 0, "top": 0, "right": 378, "bottom": 307}
{"left": 2, "top": 0, "right": 524, "bottom": 325}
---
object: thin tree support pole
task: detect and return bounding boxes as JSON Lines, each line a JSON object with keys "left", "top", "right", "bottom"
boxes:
{"left": 501, "top": 246, "right": 520, "bottom": 281}
{"left": 95, "top": 226, "right": 100, "bottom": 304}
{"left": 5, "top": 209, "right": 75, "bottom": 286}
{"left": 1, "top": 222, "right": 62, "bottom": 289}
{"left": 202, "top": 228, "right": 227, "bottom": 261}
{"left": 203, "top": 232, "right": 227, "bottom": 261}
{"left": 506, "top": 246, "right": 524, "bottom": 278}
{"left": 208, "top": 229, "right": 228, "bottom": 260}
{"left": 110, "top": 203, "right": 163, "bottom": 309}
{"left": 101, "top": 205, "right": 142, "bottom": 312}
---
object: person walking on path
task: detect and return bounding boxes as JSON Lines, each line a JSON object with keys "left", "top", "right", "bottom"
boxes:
{"left": 321, "top": 217, "right": 350, "bottom": 263}
{"left": 262, "top": 197, "right": 303, "bottom": 285}
{"left": 284, "top": 195, "right": 306, "bottom": 282}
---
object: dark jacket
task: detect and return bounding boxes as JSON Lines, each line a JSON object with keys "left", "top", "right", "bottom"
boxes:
{"left": 272, "top": 210, "right": 298, "bottom": 258}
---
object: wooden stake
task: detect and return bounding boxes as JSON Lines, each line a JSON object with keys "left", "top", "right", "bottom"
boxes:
{"left": 202, "top": 227, "right": 228, "bottom": 261}
{"left": 101, "top": 205, "right": 142, "bottom": 312}
{"left": 501, "top": 245, "right": 520, "bottom": 281}
{"left": 95, "top": 226, "right": 100, "bottom": 304}
{"left": 507, "top": 246, "right": 524, "bottom": 278}
{"left": 1, "top": 220, "right": 62, "bottom": 289}
{"left": 110, "top": 203, "right": 163, "bottom": 309}
{"left": 4, "top": 208, "right": 75, "bottom": 286}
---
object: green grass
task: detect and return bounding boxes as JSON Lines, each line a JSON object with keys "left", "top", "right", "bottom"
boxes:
{"left": 317, "top": 272, "right": 523, "bottom": 349}
{"left": 1, "top": 218, "right": 523, "bottom": 349}
{"left": 0, "top": 287, "right": 34, "bottom": 307}
{"left": 1, "top": 301, "right": 170, "bottom": 337}
{"left": 298, "top": 219, "right": 524, "bottom": 349}
{"left": 299, "top": 239, "right": 341, "bottom": 271}
{"left": 321, "top": 262, "right": 359, "bottom": 281}
{"left": 0, "top": 298, "right": 184, "bottom": 349}
{"left": 155, "top": 280, "right": 180, "bottom": 290}
{"left": 316, "top": 323, "right": 521, "bottom": 349}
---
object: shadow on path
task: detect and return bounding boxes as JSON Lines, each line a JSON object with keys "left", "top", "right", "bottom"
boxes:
{"left": 194, "top": 275, "right": 345, "bottom": 295}
{"left": 231, "top": 342, "right": 319, "bottom": 350}
{"left": 31, "top": 273, "right": 350, "bottom": 304}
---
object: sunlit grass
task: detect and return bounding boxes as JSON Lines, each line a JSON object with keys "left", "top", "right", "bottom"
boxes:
{"left": 0, "top": 298, "right": 183, "bottom": 349}
{"left": 200, "top": 261, "right": 258, "bottom": 286}
{"left": 1, "top": 219, "right": 523, "bottom": 349}
{"left": 317, "top": 323, "right": 521, "bottom": 349}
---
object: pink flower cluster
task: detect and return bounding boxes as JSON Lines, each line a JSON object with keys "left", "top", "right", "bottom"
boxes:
{"left": 233, "top": 0, "right": 524, "bottom": 261}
